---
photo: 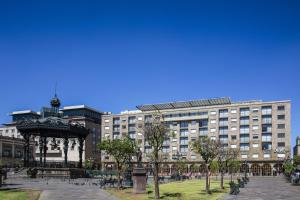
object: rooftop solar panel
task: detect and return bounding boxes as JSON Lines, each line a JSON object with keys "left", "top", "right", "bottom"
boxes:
{"left": 136, "top": 97, "right": 231, "bottom": 111}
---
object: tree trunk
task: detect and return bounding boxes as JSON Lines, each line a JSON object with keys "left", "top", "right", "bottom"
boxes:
{"left": 220, "top": 171, "right": 224, "bottom": 189}
{"left": 117, "top": 163, "right": 121, "bottom": 190}
{"left": 205, "top": 163, "right": 210, "bottom": 193}
{"left": 154, "top": 160, "right": 160, "bottom": 199}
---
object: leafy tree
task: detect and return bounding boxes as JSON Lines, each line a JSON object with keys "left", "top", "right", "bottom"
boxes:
{"left": 283, "top": 160, "right": 294, "bottom": 176}
{"left": 217, "top": 148, "right": 239, "bottom": 189}
{"left": 293, "top": 155, "right": 300, "bottom": 168}
{"left": 210, "top": 161, "right": 219, "bottom": 180}
{"left": 98, "top": 137, "right": 137, "bottom": 189}
{"left": 176, "top": 159, "right": 188, "bottom": 175}
{"left": 228, "top": 160, "right": 240, "bottom": 181}
{"left": 192, "top": 136, "right": 221, "bottom": 193}
{"left": 210, "top": 161, "right": 219, "bottom": 173}
{"left": 190, "top": 163, "right": 198, "bottom": 174}
{"left": 141, "top": 112, "right": 172, "bottom": 200}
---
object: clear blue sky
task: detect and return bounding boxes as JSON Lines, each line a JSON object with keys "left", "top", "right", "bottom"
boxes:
{"left": 0, "top": 1, "right": 299, "bottom": 147}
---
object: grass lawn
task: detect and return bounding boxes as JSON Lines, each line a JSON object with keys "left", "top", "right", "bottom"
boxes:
{"left": 107, "top": 179, "right": 229, "bottom": 200}
{"left": 0, "top": 189, "right": 41, "bottom": 200}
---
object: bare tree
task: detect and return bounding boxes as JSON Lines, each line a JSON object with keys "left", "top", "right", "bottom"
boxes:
{"left": 139, "top": 112, "right": 172, "bottom": 200}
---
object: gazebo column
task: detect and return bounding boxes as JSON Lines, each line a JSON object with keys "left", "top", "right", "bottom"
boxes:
{"left": 63, "top": 137, "right": 69, "bottom": 167}
{"left": 23, "top": 134, "right": 30, "bottom": 167}
{"left": 43, "top": 137, "right": 47, "bottom": 167}
{"left": 39, "top": 137, "right": 43, "bottom": 167}
{"left": 78, "top": 137, "right": 84, "bottom": 168}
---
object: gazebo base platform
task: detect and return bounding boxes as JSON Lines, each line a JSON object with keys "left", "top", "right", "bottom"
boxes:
{"left": 32, "top": 168, "right": 85, "bottom": 179}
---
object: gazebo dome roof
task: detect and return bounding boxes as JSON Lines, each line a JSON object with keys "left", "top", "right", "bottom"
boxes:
{"left": 50, "top": 94, "right": 61, "bottom": 108}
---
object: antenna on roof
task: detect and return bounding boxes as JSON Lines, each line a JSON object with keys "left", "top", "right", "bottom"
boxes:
{"left": 54, "top": 82, "right": 57, "bottom": 97}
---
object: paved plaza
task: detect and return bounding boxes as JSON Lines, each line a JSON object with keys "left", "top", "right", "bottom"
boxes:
{"left": 3, "top": 177, "right": 119, "bottom": 200}
{"left": 222, "top": 176, "right": 300, "bottom": 200}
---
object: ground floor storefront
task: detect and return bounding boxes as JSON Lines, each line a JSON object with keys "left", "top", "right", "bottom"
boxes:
{"left": 103, "top": 160, "right": 284, "bottom": 176}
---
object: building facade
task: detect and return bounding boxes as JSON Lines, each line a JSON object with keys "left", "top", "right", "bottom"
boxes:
{"left": 1, "top": 97, "right": 103, "bottom": 168}
{"left": 101, "top": 97, "right": 291, "bottom": 176}
{"left": 0, "top": 125, "right": 35, "bottom": 167}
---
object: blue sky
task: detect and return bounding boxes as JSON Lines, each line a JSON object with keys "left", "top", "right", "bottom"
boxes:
{"left": 0, "top": 1, "right": 299, "bottom": 147}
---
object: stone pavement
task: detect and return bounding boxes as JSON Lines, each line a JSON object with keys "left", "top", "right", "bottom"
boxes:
{"left": 221, "top": 176, "right": 300, "bottom": 200}
{"left": 3, "top": 177, "right": 119, "bottom": 200}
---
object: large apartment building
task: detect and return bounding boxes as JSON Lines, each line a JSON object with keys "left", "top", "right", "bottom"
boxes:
{"left": 101, "top": 97, "right": 291, "bottom": 176}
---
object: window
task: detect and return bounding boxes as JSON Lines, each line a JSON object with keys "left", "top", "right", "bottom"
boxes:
{"left": 137, "top": 116, "right": 143, "bottom": 121}
{"left": 128, "top": 116, "right": 136, "bottom": 124}
{"left": 231, "top": 144, "right": 237, "bottom": 148}
{"left": 199, "top": 128, "right": 208, "bottom": 136}
{"left": 219, "top": 127, "right": 228, "bottom": 135}
{"left": 180, "top": 137, "right": 189, "bottom": 145}
{"left": 277, "top": 124, "right": 285, "bottom": 129}
{"left": 113, "top": 118, "right": 120, "bottom": 124}
{"left": 240, "top": 108, "right": 250, "bottom": 116}
{"left": 219, "top": 118, "right": 228, "bottom": 126}
{"left": 210, "top": 119, "right": 216, "bottom": 124}
{"left": 277, "top": 105, "right": 285, "bottom": 111}
{"left": 210, "top": 128, "right": 216, "bottom": 133}
{"left": 262, "top": 134, "right": 272, "bottom": 142}
{"left": 104, "top": 119, "right": 110, "bottom": 123}
{"left": 210, "top": 111, "right": 216, "bottom": 115}
{"left": 240, "top": 143, "right": 250, "bottom": 151}
{"left": 104, "top": 126, "right": 110, "bottom": 130}
{"left": 162, "top": 146, "right": 169, "bottom": 153}
{"left": 219, "top": 109, "right": 228, "bottom": 118}
{"left": 262, "top": 106, "right": 272, "bottom": 115}
{"left": 278, "top": 142, "right": 285, "bottom": 147}
{"left": 172, "top": 146, "right": 177, "bottom": 151}
{"left": 191, "top": 155, "right": 196, "bottom": 160}
{"left": 219, "top": 135, "right": 228, "bottom": 143}
{"left": 278, "top": 133, "right": 285, "bottom": 138}
{"left": 210, "top": 136, "right": 216, "bottom": 140}
{"left": 262, "top": 142, "right": 272, "bottom": 150}
{"left": 145, "top": 146, "right": 152, "bottom": 153}
{"left": 253, "top": 143, "right": 259, "bottom": 148}
{"left": 180, "top": 145, "right": 188, "bottom": 153}
{"left": 241, "top": 154, "right": 248, "bottom": 159}
{"left": 145, "top": 115, "right": 152, "bottom": 123}
{"left": 231, "top": 109, "right": 237, "bottom": 114}
{"left": 231, "top": 135, "right": 237, "bottom": 140}
{"left": 252, "top": 117, "right": 259, "bottom": 122}
{"left": 264, "top": 154, "right": 271, "bottom": 158}
{"left": 240, "top": 116, "right": 250, "bottom": 125}
{"left": 199, "top": 119, "right": 208, "bottom": 127}
{"left": 240, "top": 134, "right": 250, "bottom": 143}
{"left": 240, "top": 125, "right": 249, "bottom": 134}
{"left": 253, "top": 135, "right": 259, "bottom": 140}
{"left": 252, "top": 154, "right": 258, "bottom": 158}
{"left": 191, "top": 120, "right": 197, "bottom": 125}
{"left": 122, "top": 125, "right": 126, "bottom": 129}
{"left": 231, "top": 118, "right": 237, "bottom": 123}
{"left": 262, "top": 116, "right": 272, "bottom": 124}
{"left": 262, "top": 124, "right": 272, "bottom": 133}
{"left": 277, "top": 115, "right": 285, "bottom": 120}
{"left": 180, "top": 129, "right": 189, "bottom": 137}
{"left": 191, "top": 129, "right": 196, "bottom": 133}
{"left": 180, "top": 121, "right": 189, "bottom": 128}
{"left": 129, "top": 131, "right": 136, "bottom": 139}
{"left": 252, "top": 108, "right": 259, "bottom": 112}
{"left": 231, "top": 127, "right": 237, "bottom": 131}
{"left": 252, "top": 125, "right": 259, "bottom": 130}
